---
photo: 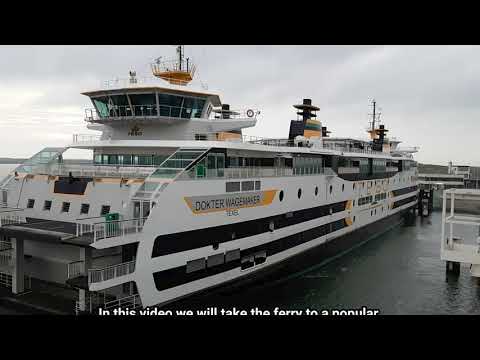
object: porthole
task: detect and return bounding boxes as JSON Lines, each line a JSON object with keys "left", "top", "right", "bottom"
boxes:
{"left": 315, "top": 186, "right": 318, "bottom": 196}
{"left": 298, "top": 188, "right": 302, "bottom": 199}
{"left": 279, "top": 190, "right": 284, "bottom": 202}
{"left": 329, "top": 185, "right": 333, "bottom": 194}
{"left": 342, "top": 184, "right": 345, "bottom": 192}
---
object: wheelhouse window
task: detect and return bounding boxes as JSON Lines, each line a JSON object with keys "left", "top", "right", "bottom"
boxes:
{"left": 129, "top": 93, "right": 157, "bottom": 117}
{"left": 92, "top": 96, "right": 110, "bottom": 117}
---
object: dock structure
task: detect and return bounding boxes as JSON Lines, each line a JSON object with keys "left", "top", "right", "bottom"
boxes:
{"left": 441, "top": 188, "right": 480, "bottom": 277}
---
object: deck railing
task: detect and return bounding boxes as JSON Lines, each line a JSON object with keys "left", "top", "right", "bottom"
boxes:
{"left": 75, "top": 218, "right": 147, "bottom": 242}
{"left": 67, "top": 260, "right": 86, "bottom": 279}
{"left": 88, "top": 260, "right": 136, "bottom": 284}
{"left": 27, "top": 162, "right": 156, "bottom": 179}
{"left": 0, "top": 214, "right": 26, "bottom": 227}
{"left": 103, "top": 293, "right": 142, "bottom": 311}
{"left": 92, "top": 218, "right": 147, "bottom": 243}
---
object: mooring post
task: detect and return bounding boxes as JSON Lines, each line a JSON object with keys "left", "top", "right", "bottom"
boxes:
{"left": 446, "top": 261, "right": 461, "bottom": 276}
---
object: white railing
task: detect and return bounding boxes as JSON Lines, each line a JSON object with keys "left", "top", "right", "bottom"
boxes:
{"left": 84, "top": 105, "right": 258, "bottom": 122}
{"left": 92, "top": 218, "right": 147, "bottom": 243}
{"left": 28, "top": 163, "right": 156, "bottom": 179}
{"left": 322, "top": 142, "right": 385, "bottom": 155}
{"left": 0, "top": 272, "right": 12, "bottom": 288}
{"left": 338, "top": 167, "right": 360, "bottom": 174}
{"left": 0, "top": 272, "right": 31, "bottom": 290}
{"left": 88, "top": 260, "right": 136, "bottom": 284}
{"left": 72, "top": 133, "right": 102, "bottom": 143}
{"left": 67, "top": 260, "right": 85, "bottom": 279}
{"left": 103, "top": 293, "right": 142, "bottom": 311}
{"left": 178, "top": 165, "right": 326, "bottom": 181}
{"left": 0, "top": 240, "right": 12, "bottom": 251}
{"left": 0, "top": 250, "right": 13, "bottom": 268}
{"left": 0, "top": 214, "right": 26, "bottom": 227}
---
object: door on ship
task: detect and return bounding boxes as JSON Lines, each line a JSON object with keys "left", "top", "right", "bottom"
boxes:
{"left": 133, "top": 200, "right": 151, "bottom": 226}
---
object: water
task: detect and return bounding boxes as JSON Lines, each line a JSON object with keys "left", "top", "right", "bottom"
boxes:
{"left": 1, "top": 161, "right": 479, "bottom": 314}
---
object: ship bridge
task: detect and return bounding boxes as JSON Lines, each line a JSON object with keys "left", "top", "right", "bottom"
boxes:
{"left": 83, "top": 85, "right": 222, "bottom": 124}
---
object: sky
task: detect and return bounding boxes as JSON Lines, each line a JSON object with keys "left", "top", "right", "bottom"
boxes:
{"left": 0, "top": 45, "right": 478, "bottom": 165}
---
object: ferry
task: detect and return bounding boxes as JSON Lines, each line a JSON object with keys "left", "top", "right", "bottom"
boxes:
{"left": 0, "top": 46, "right": 419, "bottom": 313}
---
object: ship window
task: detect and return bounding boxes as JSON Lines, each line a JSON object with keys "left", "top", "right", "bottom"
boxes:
{"left": 254, "top": 251, "right": 267, "bottom": 265}
{"left": 315, "top": 186, "right": 318, "bottom": 196}
{"left": 92, "top": 97, "right": 110, "bottom": 117}
{"left": 43, "top": 200, "right": 52, "bottom": 211}
{"left": 298, "top": 188, "right": 302, "bottom": 199}
{"left": 241, "top": 256, "right": 254, "bottom": 270}
{"left": 182, "top": 97, "right": 206, "bottom": 119}
{"left": 255, "top": 181, "right": 261, "bottom": 190}
{"left": 225, "top": 249, "right": 240, "bottom": 262}
{"left": 186, "top": 258, "right": 206, "bottom": 273}
{"left": 158, "top": 93, "right": 183, "bottom": 117}
{"left": 279, "top": 190, "right": 284, "bottom": 202}
{"left": 329, "top": 185, "right": 333, "bottom": 194}
{"left": 226, "top": 182, "right": 240, "bottom": 193}
{"left": 62, "top": 202, "right": 70, "bottom": 213}
{"left": 207, "top": 254, "right": 225, "bottom": 268}
{"left": 100, "top": 205, "right": 111, "bottom": 216}
{"left": 128, "top": 93, "right": 157, "bottom": 117}
{"left": 242, "top": 181, "right": 255, "bottom": 192}
{"left": 109, "top": 95, "right": 131, "bottom": 117}
{"left": 342, "top": 184, "right": 345, "bottom": 192}
{"left": 206, "top": 103, "right": 213, "bottom": 118}
{"left": 107, "top": 155, "right": 118, "bottom": 165}
{"left": 27, "top": 199, "right": 35, "bottom": 209}
{"left": 195, "top": 134, "right": 208, "bottom": 141}
{"left": 80, "top": 203, "right": 90, "bottom": 215}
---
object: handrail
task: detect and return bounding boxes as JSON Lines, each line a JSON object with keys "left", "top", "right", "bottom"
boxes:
{"left": 88, "top": 260, "right": 136, "bottom": 284}
{"left": 0, "top": 214, "right": 26, "bottom": 227}
{"left": 84, "top": 104, "right": 259, "bottom": 122}
{"left": 103, "top": 293, "right": 142, "bottom": 311}
{"left": 67, "top": 260, "right": 85, "bottom": 279}
{"left": 0, "top": 240, "right": 12, "bottom": 251}
{"left": 26, "top": 162, "right": 156, "bottom": 179}
{"left": 92, "top": 217, "right": 147, "bottom": 242}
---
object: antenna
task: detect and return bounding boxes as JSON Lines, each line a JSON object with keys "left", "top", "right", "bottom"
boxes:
{"left": 371, "top": 99, "right": 376, "bottom": 131}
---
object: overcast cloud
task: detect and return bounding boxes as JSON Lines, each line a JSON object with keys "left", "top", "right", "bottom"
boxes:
{"left": 0, "top": 45, "right": 478, "bottom": 165}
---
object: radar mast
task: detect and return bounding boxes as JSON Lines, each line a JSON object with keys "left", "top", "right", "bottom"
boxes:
{"left": 151, "top": 45, "right": 196, "bottom": 86}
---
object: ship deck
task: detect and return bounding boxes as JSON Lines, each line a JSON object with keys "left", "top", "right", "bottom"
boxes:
{"left": 0, "top": 217, "right": 93, "bottom": 246}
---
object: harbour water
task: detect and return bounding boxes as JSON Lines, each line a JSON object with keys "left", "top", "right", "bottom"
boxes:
{"left": 1, "top": 163, "right": 479, "bottom": 315}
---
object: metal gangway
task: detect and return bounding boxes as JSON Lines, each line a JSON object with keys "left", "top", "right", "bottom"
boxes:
{"left": 440, "top": 188, "right": 480, "bottom": 277}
